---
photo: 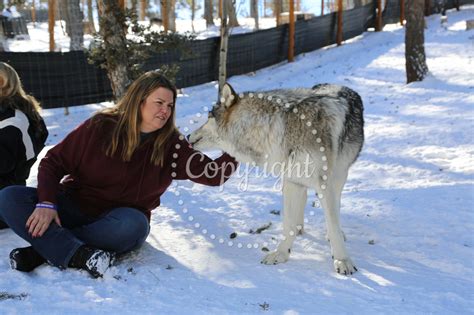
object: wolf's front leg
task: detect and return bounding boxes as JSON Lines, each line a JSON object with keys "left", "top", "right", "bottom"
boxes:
{"left": 261, "top": 180, "right": 307, "bottom": 265}
{"left": 320, "top": 183, "right": 357, "bottom": 275}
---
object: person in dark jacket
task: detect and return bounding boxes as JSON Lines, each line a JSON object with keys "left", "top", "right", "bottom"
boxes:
{"left": 0, "top": 62, "right": 48, "bottom": 230}
{"left": 0, "top": 71, "right": 238, "bottom": 278}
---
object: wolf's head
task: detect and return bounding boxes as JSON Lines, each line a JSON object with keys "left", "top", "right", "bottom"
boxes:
{"left": 188, "top": 83, "right": 239, "bottom": 152}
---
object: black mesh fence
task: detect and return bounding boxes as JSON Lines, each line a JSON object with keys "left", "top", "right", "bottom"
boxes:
{"left": 1, "top": 0, "right": 473, "bottom": 109}
{"left": 0, "top": 51, "right": 112, "bottom": 107}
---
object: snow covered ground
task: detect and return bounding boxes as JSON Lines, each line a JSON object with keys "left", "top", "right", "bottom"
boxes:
{"left": 1, "top": 6, "right": 473, "bottom": 315}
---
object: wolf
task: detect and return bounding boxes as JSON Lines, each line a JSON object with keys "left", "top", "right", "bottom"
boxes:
{"left": 188, "top": 83, "right": 364, "bottom": 275}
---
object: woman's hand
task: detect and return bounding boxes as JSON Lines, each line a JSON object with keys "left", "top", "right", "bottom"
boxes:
{"left": 26, "top": 203, "right": 62, "bottom": 238}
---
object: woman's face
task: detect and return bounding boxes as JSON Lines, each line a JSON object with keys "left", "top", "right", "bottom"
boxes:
{"left": 140, "top": 87, "right": 174, "bottom": 133}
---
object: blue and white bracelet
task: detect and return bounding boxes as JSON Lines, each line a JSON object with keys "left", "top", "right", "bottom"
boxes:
{"left": 36, "top": 203, "right": 57, "bottom": 211}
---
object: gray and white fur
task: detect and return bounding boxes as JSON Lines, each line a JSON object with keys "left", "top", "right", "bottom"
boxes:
{"left": 189, "top": 83, "right": 364, "bottom": 275}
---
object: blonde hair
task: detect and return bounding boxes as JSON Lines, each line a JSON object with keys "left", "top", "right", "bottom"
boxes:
{"left": 94, "top": 71, "right": 178, "bottom": 166}
{"left": 0, "top": 62, "right": 43, "bottom": 125}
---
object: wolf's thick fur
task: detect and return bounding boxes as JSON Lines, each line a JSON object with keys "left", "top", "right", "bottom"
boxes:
{"left": 189, "top": 83, "right": 364, "bottom": 275}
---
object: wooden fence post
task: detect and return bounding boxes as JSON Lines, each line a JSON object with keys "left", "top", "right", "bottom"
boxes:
{"left": 288, "top": 0, "right": 295, "bottom": 62}
{"left": 140, "top": 0, "right": 146, "bottom": 20}
{"left": 162, "top": 0, "right": 169, "bottom": 32}
{"left": 337, "top": 0, "right": 343, "bottom": 45}
{"left": 31, "top": 0, "right": 36, "bottom": 25}
{"left": 376, "top": 0, "right": 382, "bottom": 31}
{"left": 400, "top": 0, "right": 405, "bottom": 25}
{"left": 119, "top": 0, "right": 126, "bottom": 10}
{"left": 48, "top": 0, "right": 55, "bottom": 52}
{"left": 424, "top": 0, "right": 431, "bottom": 16}
{"left": 219, "top": 0, "right": 223, "bottom": 19}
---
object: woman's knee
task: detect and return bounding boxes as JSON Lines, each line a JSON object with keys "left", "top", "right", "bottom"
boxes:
{"left": 112, "top": 208, "right": 150, "bottom": 244}
{"left": 0, "top": 186, "right": 37, "bottom": 216}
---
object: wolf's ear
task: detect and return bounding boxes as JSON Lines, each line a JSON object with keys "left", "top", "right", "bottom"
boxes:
{"left": 220, "top": 83, "right": 239, "bottom": 109}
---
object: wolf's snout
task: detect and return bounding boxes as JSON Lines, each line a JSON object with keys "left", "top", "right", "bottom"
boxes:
{"left": 187, "top": 134, "right": 202, "bottom": 145}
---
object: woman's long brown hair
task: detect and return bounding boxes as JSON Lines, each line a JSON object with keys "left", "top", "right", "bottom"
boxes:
{"left": 0, "top": 62, "right": 43, "bottom": 129}
{"left": 94, "top": 71, "right": 178, "bottom": 166}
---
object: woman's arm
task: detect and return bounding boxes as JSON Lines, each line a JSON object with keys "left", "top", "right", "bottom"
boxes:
{"left": 173, "top": 135, "right": 238, "bottom": 186}
{"left": 37, "top": 119, "right": 92, "bottom": 204}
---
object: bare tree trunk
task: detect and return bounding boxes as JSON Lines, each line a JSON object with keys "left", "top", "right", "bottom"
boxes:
{"left": 59, "top": 0, "right": 69, "bottom": 33}
{"left": 98, "top": 0, "right": 130, "bottom": 99}
{"left": 66, "top": 0, "right": 84, "bottom": 51}
{"left": 204, "top": 0, "right": 214, "bottom": 27}
{"left": 405, "top": 0, "right": 428, "bottom": 83}
{"left": 0, "top": 32, "right": 7, "bottom": 52}
{"left": 86, "top": 0, "right": 96, "bottom": 33}
{"left": 251, "top": 0, "right": 259, "bottom": 30}
{"left": 169, "top": 0, "right": 176, "bottom": 31}
{"left": 191, "top": 0, "right": 195, "bottom": 32}
{"left": 218, "top": 0, "right": 229, "bottom": 97}
{"left": 225, "top": 0, "right": 239, "bottom": 27}
{"left": 131, "top": 0, "right": 138, "bottom": 14}
{"left": 275, "top": 0, "right": 282, "bottom": 25}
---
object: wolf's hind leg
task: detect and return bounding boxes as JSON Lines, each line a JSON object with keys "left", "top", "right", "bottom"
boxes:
{"left": 325, "top": 167, "right": 349, "bottom": 242}
{"left": 261, "top": 180, "right": 307, "bottom": 265}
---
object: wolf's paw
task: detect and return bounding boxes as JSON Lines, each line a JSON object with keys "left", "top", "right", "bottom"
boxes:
{"left": 261, "top": 250, "right": 290, "bottom": 265}
{"left": 333, "top": 258, "right": 357, "bottom": 275}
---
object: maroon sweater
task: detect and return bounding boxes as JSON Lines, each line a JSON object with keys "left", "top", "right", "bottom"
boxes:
{"left": 37, "top": 117, "right": 238, "bottom": 219}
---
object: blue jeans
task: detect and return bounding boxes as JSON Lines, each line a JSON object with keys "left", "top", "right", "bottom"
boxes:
{"left": 0, "top": 186, "right": 150, "bottom": 268}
